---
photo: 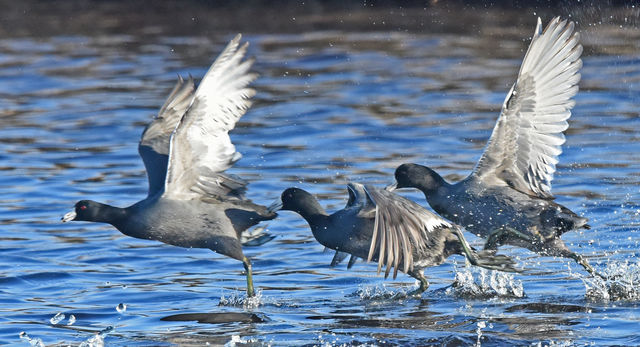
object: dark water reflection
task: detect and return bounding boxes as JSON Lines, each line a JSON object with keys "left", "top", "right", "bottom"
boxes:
{"left": 2, "top": 1, "right": 640, "bottom": 346}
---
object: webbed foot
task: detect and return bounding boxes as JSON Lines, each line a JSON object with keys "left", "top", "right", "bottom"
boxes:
{"left": 407, "top": 269, "right": 429, "bottom": 296}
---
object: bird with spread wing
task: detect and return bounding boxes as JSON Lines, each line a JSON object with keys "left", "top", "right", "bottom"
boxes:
{"left": 390, "top": 17, "right": 602, "bottom": 278}
{"left": 62, "top": 35, "right": 276, "bottom": 297}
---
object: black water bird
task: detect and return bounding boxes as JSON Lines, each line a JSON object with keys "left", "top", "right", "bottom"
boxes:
{"left": 271, "top": 183, "right": 519, "bottom": 294}
{"left": 390, "top": 18, "right": 600, "bottom": 278}
{"left": 62, "top": 35, "right": 276, "bottom": 297}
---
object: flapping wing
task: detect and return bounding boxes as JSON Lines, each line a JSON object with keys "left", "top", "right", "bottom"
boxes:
{"left": 472, "top": 17, "right": 582, "bottom": 199}
{"left": 361, "top": 184, "right": 452, "bottom": 279}
{"left": 138, "top": 76, "right": 195, "bottom": 197}
{"left": 163, "top": 34, "right": 257, "bottom": 200}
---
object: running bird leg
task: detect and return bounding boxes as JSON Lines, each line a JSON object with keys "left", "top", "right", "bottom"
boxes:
{"left": 564, "top": 250, "right": 606, "bottom": 280}
{"left": 407, "top": 268, "right": 429, "bottom": 296}
{"left": 453, "top": 228, "right": 520, "bottom": 272}
{"left": 484, "top": 226, "right": 533, "bottom": 250}
{"left": 242, "top": 256, "right": 255, "bottom": 297}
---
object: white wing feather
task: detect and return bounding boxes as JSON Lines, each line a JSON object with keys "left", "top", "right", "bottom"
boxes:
{"left": 359, "top": 184, "right": 452, "bottom": 279}
{"left": 472, "top": 17, "right": 582, "bottom": 199}
{"left": 163, "top": 34, "right": 257, "bottom": 200}
{"left": 138, "top": 76, "right": 195, "bottom": 197}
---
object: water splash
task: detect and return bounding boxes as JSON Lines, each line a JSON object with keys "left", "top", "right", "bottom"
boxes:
{"left": 475, "top": 321, "right": 486, "bottom": 347}
{"left": 223, "top": 335, "right": 271, "bottom": 347}
{"left": 447, "top": 266, "right": 524, "bottom": 299}
{"left": 316, "top": 332, "right": 378, "bottom": 347}
{"left": 583, "top": 259, "right": 640, "bottom": 301}
{"left": 49, "top": 312, "right": 65, "bottom": 325}
{"left": 219, "top": 289, "right": 263, "bottom": 309}
{"left": 68, "top": 314, "right": 76, "bottom": 325}
{"left": 224, "top": 335, "right": 248, "bottom": 347}
{"left": 355, "top": 283, "right": 411, "bottom": 301}
{"left": 531, "top": 340, "right": 574, "bottom": 347}
{"left": 18, "top": 332, "right": 45, "bottom": 347}
{"left": 79, "top": 326, "right": 114, "bottom": 347}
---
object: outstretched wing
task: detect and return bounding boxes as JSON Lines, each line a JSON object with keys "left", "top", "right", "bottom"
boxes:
{"left": 361, "top": 184, "right": 452, "bottom": 279}
{"left": 472, "top": 17, "right": 582, "bottom": 199}
{"left": 138, "top": 75, "right": 195, "bottom": 197}
{"left": 163, "top": 34, "right": 257, "bottom": 200}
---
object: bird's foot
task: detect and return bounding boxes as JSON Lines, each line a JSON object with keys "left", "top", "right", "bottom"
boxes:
{"left": 484, "top": 227, "right": 532, "bottom": 250}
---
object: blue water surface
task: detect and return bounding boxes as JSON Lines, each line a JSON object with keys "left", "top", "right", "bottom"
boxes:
{"left": 2, "top": 2, "right": 640, "bottom": 346}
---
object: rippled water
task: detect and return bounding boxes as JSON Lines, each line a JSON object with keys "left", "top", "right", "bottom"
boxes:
{"left": 3, "top": 2, "right": 640, "bottom": 346}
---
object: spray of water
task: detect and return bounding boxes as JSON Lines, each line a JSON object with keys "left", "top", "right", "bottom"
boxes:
{"left": 355, "top": 282, "right": 411, "bottom": 301}
{"left": 18, "top": 332, "right": 44, "bottom": 347}
{"left": 447, "top": 265, "right": 524, "bottom": 299}
{"left": 219, "top": 289, "right": 264, "bottom": 309}
{"left": 78, "top": 326, "right": 114, "bottom": 347}
{"left": 583, "top": 259, "right": 640, "bottom": 301}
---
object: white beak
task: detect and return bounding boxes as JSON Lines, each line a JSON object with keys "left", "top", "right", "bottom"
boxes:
{"left": 61, "top": 210, "right": 77, "bottom": 223}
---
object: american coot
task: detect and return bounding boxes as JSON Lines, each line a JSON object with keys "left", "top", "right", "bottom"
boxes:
{"left": 390, "top": 18, "right": 601, "bottom": 277}
{"left": 271, "top": 183, "right": 519, "bottom": 294}
{"left": 62, "top": 35, "right": 276, "bottom": 297}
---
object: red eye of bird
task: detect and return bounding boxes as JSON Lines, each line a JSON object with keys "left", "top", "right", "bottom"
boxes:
{"left": 80, "top": 205, "right": 87, "bottom": 210}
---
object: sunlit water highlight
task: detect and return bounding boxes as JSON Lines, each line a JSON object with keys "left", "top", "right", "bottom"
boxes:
{"left": 2, "top": 2, "right": 640, "bottom": 346}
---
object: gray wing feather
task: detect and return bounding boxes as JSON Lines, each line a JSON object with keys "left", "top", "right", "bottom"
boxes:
{"left": 138, "top": 76, "right": 195, "bottom": 197}
{"left": 357, "top": 183, "right": 452, "bottom": 279}
{"left": 163, "top": 34, "right": 257, "bottom": 200}
{"left": 472, "top": 17, "right": 582, "bottom": 199}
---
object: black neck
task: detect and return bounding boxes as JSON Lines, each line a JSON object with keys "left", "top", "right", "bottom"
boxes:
{"left": 94, "top": 203, "right": 128, "bottom": 228}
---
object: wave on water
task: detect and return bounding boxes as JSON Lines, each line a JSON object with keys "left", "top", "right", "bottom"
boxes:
{"left": 583, "top": 259, "right": 640, "bottom": 301}
{"left": 446, "top": 266, "right": 525, "bottom": 299}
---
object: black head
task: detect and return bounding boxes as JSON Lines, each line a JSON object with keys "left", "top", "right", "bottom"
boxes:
{"left": 394, "top": 163, "right": 445, "bottom": 193}
{"left": 277, "top": 187, "right": 327, "bottom": 219}
{"left": 280, "top": 187, "right": 314, "bottom": 211}
{"left": 62, "top": 200, "right": 110, "bottom": 223}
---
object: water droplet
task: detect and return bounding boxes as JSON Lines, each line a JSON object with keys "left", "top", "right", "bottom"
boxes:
{"left": 116, "top": 303, "right": 126, "bottom": 313}
{"left": 68, "top": 315, "right": 76, "bottom": 325}
{"left": 50, "top": 312, "right": 65, "bottom": 325}
{"left": 19, "top": 332, "right": 45, "bottom": 347}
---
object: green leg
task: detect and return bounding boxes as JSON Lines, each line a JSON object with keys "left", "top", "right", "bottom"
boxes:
{"left": 242, "top": 256, "right": 255, "bottom": 297}
{"left": 451, "top": 227, "right": 477, "bottom": 262}
{"left": 484, "top": 226, "right": 533, "bottom": 250}
{"left": 407, "top": 269, "right": 429, "bottom": 296}
{"left": 453, "top": 227, "right": 520, "bottom": 273}
{"left": 567, "top": 251, "right": 607, "bottom": 280}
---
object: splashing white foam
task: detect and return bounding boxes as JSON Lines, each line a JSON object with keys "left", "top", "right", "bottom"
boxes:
{"left": 224, "top": 335, "right": 247, "bottom": 347}
{"left": 79, "top": 326, "right": 113, "bottom": 347}
{"left": 475, "top": 320, "right": 486, "bottom": 347}
{"left": 355, "top": 282, "right": 411, "bottom": 301}
{"left": 219, "top": 289, "right": 263, "bottom": 309}
{"left": 583, "top": 259, "right": 640, "bottom": 301}
{"left": 447, "top": 266, "right": 524, "bottom": 299}
{"left": 19, "top": 332, "right": 45, "bottom": 347}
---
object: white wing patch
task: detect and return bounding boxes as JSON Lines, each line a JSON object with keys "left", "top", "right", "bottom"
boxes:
{"left": 163, "top": 34, "right": 257, "bottom": 200}
{"left": 472, "top": 17, "right": 582, "bottom": 199}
